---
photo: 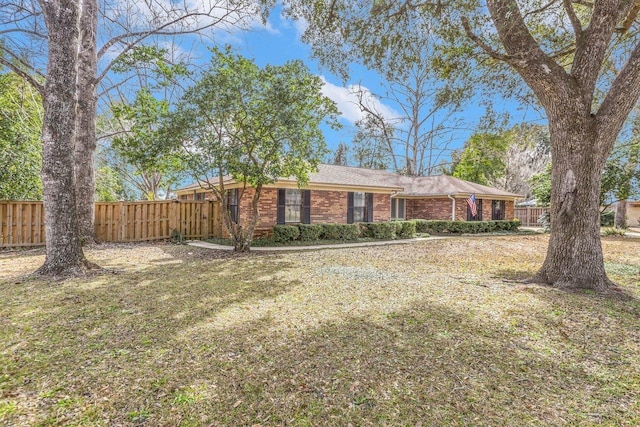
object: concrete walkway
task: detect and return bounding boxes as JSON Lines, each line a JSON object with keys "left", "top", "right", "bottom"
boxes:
{"left": 187, "top": 227, "right": 640, "bottom": 252}
{"left": 626, "top": 227, "right": 640, "bottom": 238}
{"left": 187, "top": 237, "right": 437, "bottom": 252}
{"left": 521, "top": 226, "right": 640, "bottom": 238}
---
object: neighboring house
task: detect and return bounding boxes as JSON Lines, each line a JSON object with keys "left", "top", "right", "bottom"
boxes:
{"left": 628, "top": 200, "right": 640, "bottom": 226}
{"left": 176, "top": 164, "right": 522, "bottom": 236}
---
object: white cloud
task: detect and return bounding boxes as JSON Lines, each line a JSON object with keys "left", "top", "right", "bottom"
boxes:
{"left": 290, "top": 16, "right": 308, "bottom": 39}
{"left": 320, "top": 77, "right": 401, "bottom": 125}
{"left": 276, "top": 8, "right": 307, "bottom": 39}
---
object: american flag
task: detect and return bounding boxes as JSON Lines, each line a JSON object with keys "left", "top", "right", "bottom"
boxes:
{"left": 467, "top": 193, "right": 478, "bottom": 217}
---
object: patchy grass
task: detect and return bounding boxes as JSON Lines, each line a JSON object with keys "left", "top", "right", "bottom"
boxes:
{"left": 1, "top": 236, "right": 639, "bottom": 426}
{"left": 207, "top": 236, "right": 386, "bottom": 247}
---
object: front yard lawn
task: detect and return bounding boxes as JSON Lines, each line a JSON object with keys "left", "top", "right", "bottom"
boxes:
{"left": 1, "top": 235, "right": 639, "bottom": 426}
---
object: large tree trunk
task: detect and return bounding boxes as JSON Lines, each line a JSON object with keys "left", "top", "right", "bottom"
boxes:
{"left": 75, "top": 0, "right": 98, "bottom": 243}
{"left": 615, "top": 199, "right": 627, "bottom": 228}
{"left": 534, "top": 117, "right": 614, "bottom": 291}
{"left": 36, "top": 0, "right": 94, "bottom": 276}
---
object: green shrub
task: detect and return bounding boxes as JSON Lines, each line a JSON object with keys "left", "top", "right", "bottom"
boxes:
{"left": 273, "top": 225, "right": 299, "bottom": 243}
{"left": 600, "top": 210, "right": 615, "bottom": 226}
{"left": 361, "top": 222, "right": 395, "bottom": 239}
{"left": 320, "top": 223, "right": 341, "bottom": 240}
{"left": 319, "top": 223, "right": 361, "bottom": 240}
{"left": 297, "top": 224, "right": 323, "bottom": 241}
{"left": 413, "top": 219, "right": 430, "bottom": 233}
{"left": 602, "top": 227, "right": 626, "bottom": 236}
{"left": 416, "top": 219, "right": 519, "bottom": 234}
{"left": 395, "top": 220, "right": 416, "bottom": 239}
{"left": 392, "top": 221, "right": 403, "bottom": 236}
{"left": 338, "top": 224, "right": 361, "bottom": 240}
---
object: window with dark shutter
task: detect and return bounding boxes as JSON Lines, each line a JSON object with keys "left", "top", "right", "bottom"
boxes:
{"left": 347, "top": 192, "right": 354, "bottom": 224}
{"left": 277, "top": 189, "right": 286, "bottom": 224}
{"left": 285, "top": 189, "right": 302, "bottom": 222}
{"left": 302, "top": 190, "right": 311, "bottom": 224}
{"left": 391, "top": 198, "right": 405, "bottom": 220}
{"left": 366, "top": 193, "right": 374, "bottom": 222}
{"left": 277, "top": 189, "right": 308, "bottom": 224}
{"left": 492, "top": 200, "right": 505, "bottom": 220}
{"left": 348, "top": 192, "right": 372, "bottom": 222}
{"left": 467, "top": 199, "right": 483, "bottom": 221}
{"left": 227, "top": 189, "right": 239, "bottom": 223}
{"left": 352, "top": 192, "right": 366, "bottom": 222}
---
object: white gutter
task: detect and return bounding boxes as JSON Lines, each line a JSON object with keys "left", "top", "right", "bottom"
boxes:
{"left": 447, "top": 194, "right": 456, "bottom": 221}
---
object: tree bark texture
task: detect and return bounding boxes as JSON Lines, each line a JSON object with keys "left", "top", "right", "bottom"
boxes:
{"left": 482, "top": 0, "right": 640, "bottom": 291}
{"left": 36, "top": 0, "right": 91, "bottom": 276}
{"left": 75, "top": 0, "right": 98, "bottom": 242}
{"left": 534, "top": 116, "right": 614, "bottom": 291}
{"left": 229, "top": 185, "right": 262, "bottom": 252}
{"left": 615, "top": 199, "right": 628, "bottom": 228}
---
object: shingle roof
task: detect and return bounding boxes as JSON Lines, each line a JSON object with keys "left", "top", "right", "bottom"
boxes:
{"left": 279, "top": 164, "right": 404, "bottom": 190}
{"left": 176, "top": 163, "right": 522, "bottom": 198}
{"left": 394, "top": 174, "right": 522, "bottom": 198}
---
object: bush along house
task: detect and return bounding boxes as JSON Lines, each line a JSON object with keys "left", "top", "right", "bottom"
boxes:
{"left": 176, "top": 164, "right": 522, "bottom": 238}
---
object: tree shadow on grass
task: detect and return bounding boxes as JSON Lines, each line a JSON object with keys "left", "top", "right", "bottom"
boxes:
{"left": 107, "top": 296, "right": 640, "bottom": 425}
{"left": 0, "top": 248, "right": 301, "bottom": 425}
{"left": 2, "top": 241, "right": 640, "bottom": 426}
{"left": 4, "top": 271, "right": 640, "bottom": 426}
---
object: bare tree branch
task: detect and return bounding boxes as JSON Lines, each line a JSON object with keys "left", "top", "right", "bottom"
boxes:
{"left": 0, "top": 53, "right": 44, "bottom": 93}
{"left": 562, "top": 0, "right": 584, "bottom": 41}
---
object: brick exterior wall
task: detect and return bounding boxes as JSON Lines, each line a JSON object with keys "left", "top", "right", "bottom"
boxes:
{"left": 310, "top": 190, "right": 348, "bottom": 224}
{"left": 455, "top": 198, "right": 468, "bottom": 221}
{"left": 232, "top": 187, "right": 277, "bottom": 236}
{"left": 373, "top": 193, "right": 391, "bottom": 222}
{"left": 406, "top": 197, "right": 455, "bottom": 221}
{"left": 181, "top": 186, "right": 516, "bottom": 238}
{"left": 407, "top": 197, "right": 515, "bottom": 221}
{"left": 234, "top": 188, "right": 392, "bottom": 236}
{"left": 505, "top": 201, "right": 515, "bottom": 221}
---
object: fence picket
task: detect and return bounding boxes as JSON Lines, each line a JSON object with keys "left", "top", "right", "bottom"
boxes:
{"left": 514, "top": 207, "right": 549, "bottom": 227}
{"left": 0, "top": 200, "right": 221, "bottom": 247}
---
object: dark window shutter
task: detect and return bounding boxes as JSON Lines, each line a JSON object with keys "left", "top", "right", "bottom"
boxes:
{"left": 347, "top": 192, "right": 354, "bottom": 224}
{"left": 477, "top": 199, "right": 483, "bottom": 221}
{"left": 366, "top": 193, "right": 374, "bottom": 222}
{"left": 302, "top": 190, "right": 311, "bottom": 224}
{"left": 277, "top": 189, "right": 286, "bottom": 224}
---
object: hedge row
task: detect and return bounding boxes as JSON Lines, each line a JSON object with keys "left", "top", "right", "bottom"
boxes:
{"left": 273, "top": 221, "right": 416, "bottom": 243}
{"left": 360, "top": 221, "right": 416, "bottom": 240}
{"left": 273, "top": 219, "right": 521, "bottom": 243}
{"left": 412, "top": 219, "right": 520, "bottom": 234}
{"left": 273, "top": 223, "right": 362, "bottom": 243}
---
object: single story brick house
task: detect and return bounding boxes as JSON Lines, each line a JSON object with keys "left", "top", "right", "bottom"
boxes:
{"left": 628, "top": 200, "right": 640, "bottom": 226}
{"left": 176, "top": 164, "right": 522, "bottom": 236}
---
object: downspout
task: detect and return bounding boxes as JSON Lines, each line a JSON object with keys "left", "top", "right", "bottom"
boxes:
{"left": 390, "top": 190, "right": 398, "bottom": 221}
{"left": 447, "top": 195, "right": 456, "bottom": 221}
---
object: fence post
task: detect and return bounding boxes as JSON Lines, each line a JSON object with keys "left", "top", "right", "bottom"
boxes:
{"left": 202, "top": 201, "right": 210, "bottom": 239}
{"left": 169, "top": 200, "right": 178, "bottom": 234}
{"left": 119, "top": 201, "right": 126, "bottom": 241}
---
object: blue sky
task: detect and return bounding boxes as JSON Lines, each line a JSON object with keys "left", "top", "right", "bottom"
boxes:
{"left": 158, "top": 5, "right": 545, "bottom": 166}
{"left": 215, "top": 10, "right": 400, "bottom": 154}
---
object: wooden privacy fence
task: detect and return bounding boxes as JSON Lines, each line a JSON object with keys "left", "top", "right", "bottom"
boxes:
{"left": 1, "top": 200, "right": 222, "bottom": 247}
{"left": 514, "top": 207, "right": 549, "bottom": 227}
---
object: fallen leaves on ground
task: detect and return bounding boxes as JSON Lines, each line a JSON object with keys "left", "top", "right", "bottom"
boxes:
{"left": 1, "top": 236, "right": 639, "bottom": 426}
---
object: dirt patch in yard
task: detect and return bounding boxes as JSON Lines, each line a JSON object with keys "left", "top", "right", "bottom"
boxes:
{"left": 1, "top": 235, "right": 639, "bottom": 426}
